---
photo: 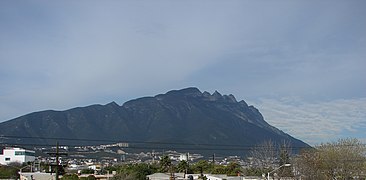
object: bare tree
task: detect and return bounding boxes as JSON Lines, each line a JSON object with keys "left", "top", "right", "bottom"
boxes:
{"left": 296, "top": 138, "right": 366, "bottom": 180}
{"left": 249, "top": 140, "right": 277, "bottom": 169}
{"left": 278, "top": 140, "right": 293, "bottom": 177}
{"left": 294, "top": 148, "right": 325, "bottom": 180}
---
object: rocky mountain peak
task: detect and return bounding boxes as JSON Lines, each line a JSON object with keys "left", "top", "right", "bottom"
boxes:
{"left": 106, "top": 101, "right": 120, "bottom": 107}
{"left": 212, "top": 90, "right": 222, "bottom": 98}
{"left": 156, "top": 88, "right": 239, "bottom": 103}
{"left": 160, "top": 87, "right": 202, "bottom": 98}
{"left": 223, "top": 94, "right": 237, "bottom": 103}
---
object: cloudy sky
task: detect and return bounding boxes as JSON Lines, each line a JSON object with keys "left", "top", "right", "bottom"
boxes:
{"left": 1, "top": 0, "right": 365, "bottom": 145}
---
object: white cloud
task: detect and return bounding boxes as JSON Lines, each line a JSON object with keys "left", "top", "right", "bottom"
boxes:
{"left": 250, "top": 98, "right": 366, "bottom": 145}
{"left": 0, "top": 0, "right": 365, "bottom": 128}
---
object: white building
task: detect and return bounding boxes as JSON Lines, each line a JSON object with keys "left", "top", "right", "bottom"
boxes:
{"left": 0, "top": 147, "right": 35, "bottom": 165}
{"left": 179, "top": 153, "right": 189, "bottom": 161}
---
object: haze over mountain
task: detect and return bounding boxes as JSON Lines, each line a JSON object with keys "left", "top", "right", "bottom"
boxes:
{"left": 0, "top": 88, "right": 309, "bottom": 155}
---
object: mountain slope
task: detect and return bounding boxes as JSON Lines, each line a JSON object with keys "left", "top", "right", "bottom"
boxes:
{"left": 0, "top": 87, "right": 310, "bottom": 155}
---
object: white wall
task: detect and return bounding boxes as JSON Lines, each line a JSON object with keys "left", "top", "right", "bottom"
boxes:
{"left": 0, "top": 148, "right": 35, "bottom": 165}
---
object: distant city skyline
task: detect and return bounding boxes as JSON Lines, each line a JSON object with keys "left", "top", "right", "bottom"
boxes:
{"left": 1, "top": 1, "right": 365, "bottom": 145}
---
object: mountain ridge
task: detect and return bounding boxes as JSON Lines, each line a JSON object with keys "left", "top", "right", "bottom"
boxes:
{"left": 0, "top": 87, "right": 310, "bottom": 155}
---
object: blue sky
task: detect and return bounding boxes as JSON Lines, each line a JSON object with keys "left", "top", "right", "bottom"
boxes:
{"left": 1, "top": 0, "right": 365, "bottom": 145}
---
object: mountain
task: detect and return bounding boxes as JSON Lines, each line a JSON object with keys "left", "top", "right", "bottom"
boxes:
{"left": 0, "top": 87, "right": 310, "bottom": 155}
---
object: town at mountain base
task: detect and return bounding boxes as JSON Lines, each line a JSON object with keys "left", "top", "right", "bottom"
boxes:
{"left": 0, "top": 87, "right": 309, "bottom": 155}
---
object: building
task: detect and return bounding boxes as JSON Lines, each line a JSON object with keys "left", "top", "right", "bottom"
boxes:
{"left": 0, "top": 147, "right": 36, "bottom": 165}
{"left": 78, "top": 174, "right": 115, "bottom": 180}
{"left": 179, "top": 153, "right": 189, "bottom": 161}
{"left": 147, "top": 173, "right": 200, "bottom": 180}
{"left": 19, "top": 172, "right": 55, "bottom": 180}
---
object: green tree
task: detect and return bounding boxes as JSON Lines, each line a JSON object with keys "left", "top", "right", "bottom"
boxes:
{"left": 210, "top": 162, "right": 242, "bottom": 176}
{"left": 133, "top": 163, "right": 158, "bottom": 180}
{"left": 61, "top": 173, "right": 79, "bottom": 180}
{"left": 112, "top": 163, "right": 158, "bottom": 180}
{"left": 0, "top": 164, "right": 20, "bottom": 179}
{"left": 159, "top": 155, "right": 172, "bottom": 173}
{"left": 211, "top": 165, "right": 226, "bottom": 174}
{"left": 177, "top": 160, "right": 191, "bottom": 173}
{"left": 226, "top": 162, "right": 242, "bottom": 176}
{"left": 80, "top": 168, "right": 95, "bottom": 174}
{"left": 191, "top": 160, "right": 211, "bottom": 175}
{"left": 86, "top": 175, "right": 96, "bottom": 180}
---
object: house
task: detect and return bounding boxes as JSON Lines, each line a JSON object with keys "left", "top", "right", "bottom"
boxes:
{"left": 205, "top": 174, "right": 260, "bottom": 180}
{"left": 19, "top": 172, "right": 55, "bottom": 180}
{"left": 0, "top": 147, "right": 35, "bottom": 165}
{"left": 147, "top": 173, "right": 200, "bottom": 180}
{"left": 78, "top": 174, "right": 114, "bottom": 180}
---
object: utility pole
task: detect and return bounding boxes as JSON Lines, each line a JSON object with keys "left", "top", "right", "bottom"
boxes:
{"left": 47, "top": 142, "right": 67, "bottom": 180}
{"left": 55, "top": 142, "right": 59, "bottom": 180}
{"left": 170, "top": 165, "right": 175, "bottom": 180}
{"left": 185, "top": 152, "right": 189, "bottom": 178}
{"left": 152, "top": 150, "right": 155, "bottom": 163}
